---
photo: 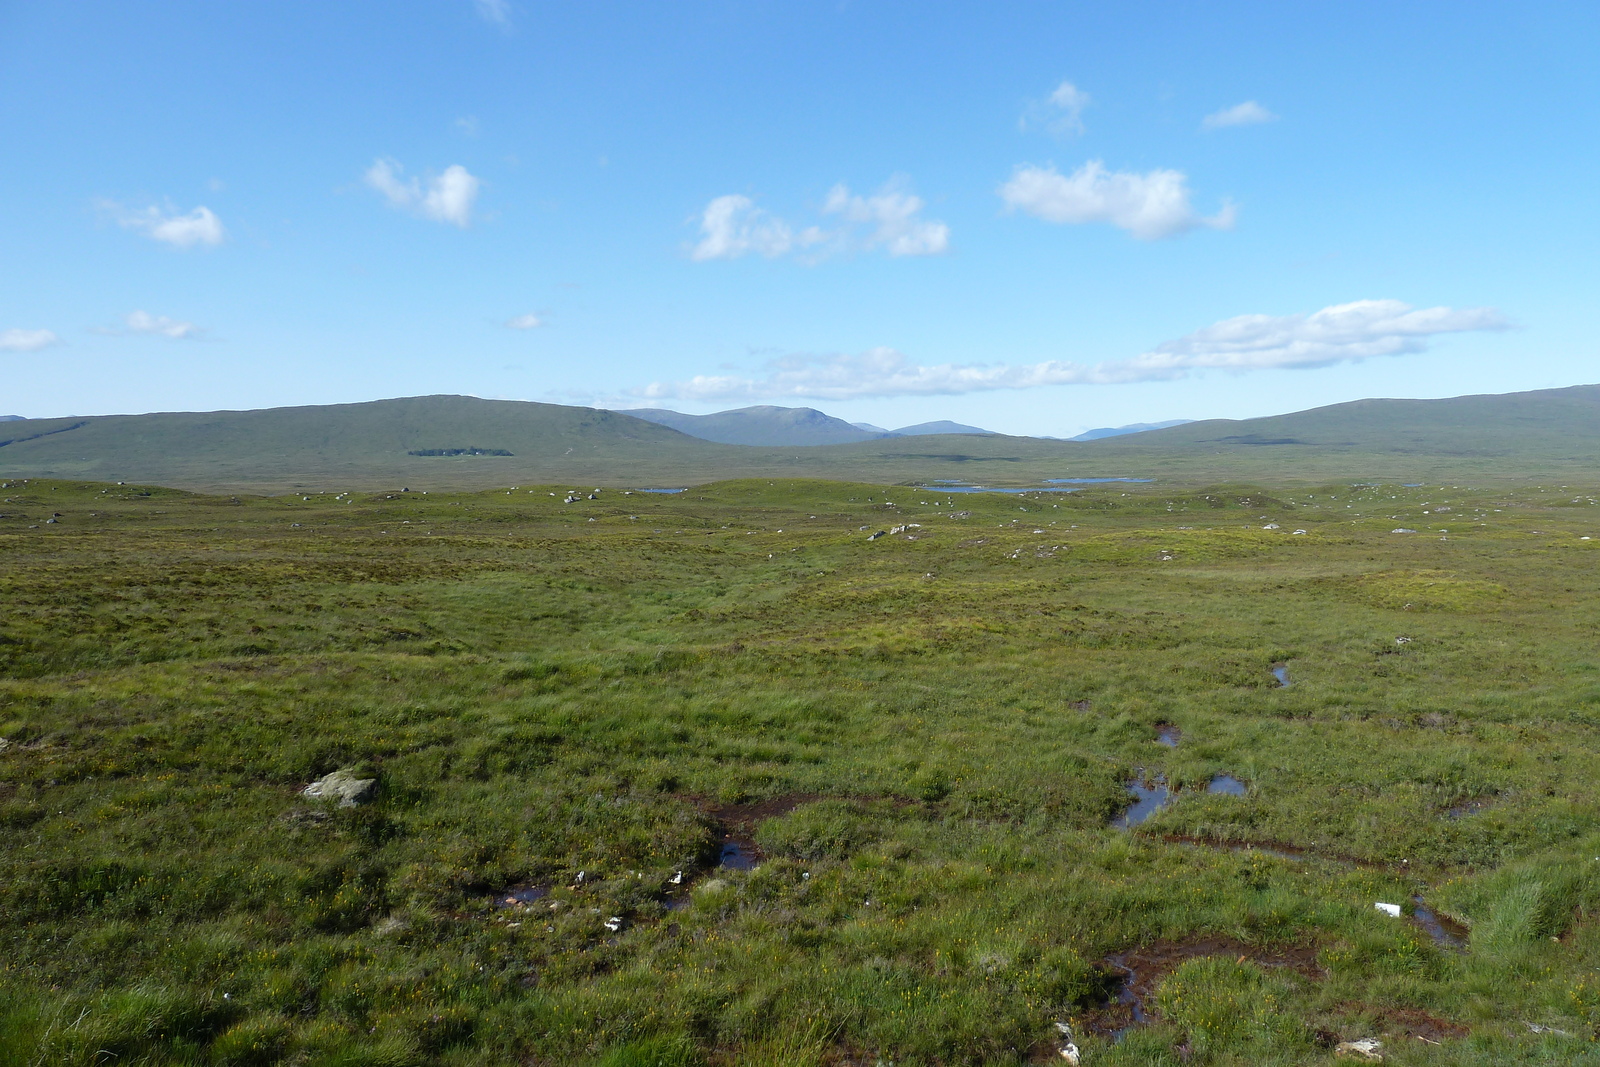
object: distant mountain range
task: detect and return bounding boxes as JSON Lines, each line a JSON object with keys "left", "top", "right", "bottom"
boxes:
{"left": 5, "top": 385, "right": 1600, "bottom": 491}
{"left": 0, "top": 415, "right": 25, "bottom": 422}
{"left": 1070, "top": 419, "right": 1194, "bottom": 441}
{"left": 615, "top": 406, "right": 997, "bottom": 446}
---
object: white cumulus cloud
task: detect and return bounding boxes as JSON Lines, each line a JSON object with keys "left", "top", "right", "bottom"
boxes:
{"left": 122, "top": 310, "right": 203, "bottom": 340}
{"left": 821, "top": 181, "right": 949, "bottom": 256}
{"left": 0, "top": 328, "right": 62, "bottom": 352}
{"left": 364, "top": 158, "right": 480, "bottom": 227}
{"left": 1021, "top": 80, "right": 1091, "bottom": 136}
{"left": 102, "top": 201, "right": 226, "bottom": 248}
{"left": 631, "top": 300, "right": 1507, "bottom": 401}
{"left": 999, "top": 161, "right": 1236, "bottom": 240}
{"left": 1202, "top": 101, "right": 1278, "bottom": 130}
{"left": 690, "top": 195, "right": 802, "bottom": 261}
{"left": 690, "top": 178, "right": 947, "bottom": 262}
{"left": 505, "top": 314, "right": 543, "bottom": 329}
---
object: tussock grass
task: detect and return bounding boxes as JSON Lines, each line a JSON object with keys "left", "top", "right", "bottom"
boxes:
{"left": 4, "top": 477, "right": 1600, "bottom": 1063}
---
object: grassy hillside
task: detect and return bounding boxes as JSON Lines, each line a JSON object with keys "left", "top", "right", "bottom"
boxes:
{"left": 3, "top": 385, "right": 1600, "bottom": 492}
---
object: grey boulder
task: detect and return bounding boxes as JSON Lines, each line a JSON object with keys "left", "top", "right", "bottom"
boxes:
{"left": 303, "top": 769, "right": 378, "bottom": 807}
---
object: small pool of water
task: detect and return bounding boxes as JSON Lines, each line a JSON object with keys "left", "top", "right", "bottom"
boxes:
{"left": 1208, "top": 775, "right": 1248, "bottom": 796}
{"left": 1155, "top": 724, "right": 1182, "bottom": 748}
{"left": 1114, "top": 779, "right": 1172, "bottom": 828}
{"left": 718, "top": 839, "right": 759, "bottom": 870}
{"left": 1272, "top": 665, "right": 1290, "bottom": 687}
{"left": 637, "top": 488, "right": 686, "bottom": 494}
{"left": 492, "top": 885, "right": 549, "bottom": 908}
{"left": 1411, "top": 896, "right": 1469, "bottom": 949}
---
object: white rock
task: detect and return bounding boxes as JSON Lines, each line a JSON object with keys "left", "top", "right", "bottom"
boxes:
{"left": 1374, "top": 901, "right": 1402, "bottom": 917}
{"left": 1335, "top": 1037, "right": 1384, "bottom": 1060}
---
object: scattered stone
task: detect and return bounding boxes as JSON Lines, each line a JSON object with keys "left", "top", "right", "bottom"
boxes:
{"left": 1263, "top": 523, "right": 1280, "bottom": 530}
{"left": 302, "top": 769, "right": 378, "bottom": 807}
{"left": 1394, "top": 636, "right": 1413, "bottom": 645}
{"left": 1526, "top": 1023, "right": 1572, "bottom": 1036}
{"left": 1292, "top": 528, "right": 1308, "bottom": 535}
{"left": 1054, "top": 1021, "right": 1080, "bottom": 1064}
{"left": 1392, "top": 528, "right": 1417, "bottom": 534}
{"left": 867, "top": 530, "right": 887, "bottom": 540}
{"left": 1374, "top": 902, "right": 1402, "bottom": 918}
{"left": 604, "top": 916, "right": 623, "bottom": 932}
{"left": 1335, "top": 1038, "right": 1384, "bottom": 1060}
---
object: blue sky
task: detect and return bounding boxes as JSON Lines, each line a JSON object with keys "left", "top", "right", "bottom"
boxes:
{"left": 3, "top": 1, "right": 1596, "bottom": 435}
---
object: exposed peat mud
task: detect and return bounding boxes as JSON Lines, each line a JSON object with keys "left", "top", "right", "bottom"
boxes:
{"left": 1078, "top": 937, "right": 1323, "bottom": 1038}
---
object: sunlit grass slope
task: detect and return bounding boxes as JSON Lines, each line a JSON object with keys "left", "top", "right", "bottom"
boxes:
{"left": 5, "top": 476, "right": 1600, "bottom": 1064}
{"left": 4, "top": 384, "right": 1600, "bottom": 491}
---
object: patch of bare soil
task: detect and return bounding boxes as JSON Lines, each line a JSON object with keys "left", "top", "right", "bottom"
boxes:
{"left": 1078, "top": 937, "right": 1322, "bottom": 1037}
{"left": 1334, "top": 1003, "right": 1468, "bottom": 1045}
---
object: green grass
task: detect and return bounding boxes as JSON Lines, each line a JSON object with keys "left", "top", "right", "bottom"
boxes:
{"left": 3, "top": 475, "right": 1600, "bottom": 1064}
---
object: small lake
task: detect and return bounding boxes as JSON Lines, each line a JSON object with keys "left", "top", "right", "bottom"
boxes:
{"left": 637, "top": 488, "right": 687, "bottom": 494}
{"left": 918, "top": 478, "right": 1151, "bottom": 495}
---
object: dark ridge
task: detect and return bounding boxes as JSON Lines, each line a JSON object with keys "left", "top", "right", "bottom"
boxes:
{"left": 0, "top": 420, "right": 88, "bottom": 449}
{"left": 1214, "top": 436, "right": 1313, "bottom": 446}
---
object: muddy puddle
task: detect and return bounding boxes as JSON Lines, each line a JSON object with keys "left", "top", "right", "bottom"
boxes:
{"left": 1113, "top": 778, "right": 1172, "bottom": 828}
{"left": 1445, "top": 797, "right": 1496, "bottom": 820}
{"left": 1113, "top": 772, "right": 1247, "bottom": 827}
{"left": 1154, "top": 723, "right": 1181, "bottom": 748}
{"left": 1410, "top": 896, "right": 1469, "bottom": 949}
{"left": 490, "top": 885, "right": 549, "bottom": 909}
{"left": 655, "top": 792, "right": 824, "bottom": 908}
{"left": 1082, "top": 937, "right": 1323, "bottom": 1039}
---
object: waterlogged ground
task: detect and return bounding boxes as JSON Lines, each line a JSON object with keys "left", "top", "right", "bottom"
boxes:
{"left": 3, "top": 477, "right": 1600, "bottom": 1065}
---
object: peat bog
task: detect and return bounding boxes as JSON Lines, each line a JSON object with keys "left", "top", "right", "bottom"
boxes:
{"left": 4, "top": 476, "right": 1600, "bottom": 1064}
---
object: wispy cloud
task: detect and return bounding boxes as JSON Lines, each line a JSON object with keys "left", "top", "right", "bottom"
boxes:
{"left": 1202, "top": 101, "right": 1278, "bottom": 130}
{"left": 1020, "top": 80, "right": 1091, "bottom": 136}
{"left": 473, "top": 0, "right": 511, "bottom": 28}
{"left": 632, "top": 300, "right": 1508, "bottom": 401}
{"left": 99, "top": 310, "right": 205, "bottom": 340}
{"left": 505, "top": 313, "right": 543, "bottom": 329}
{"left": 690, "top": 178, "right": 947, "bottom": 262}
{"left": 999, "top": 161, "right": 1235, "bottom": 240}
{"left": 0, "top": 328, "right": 62, "bottom": 352}
{"left": 100, "top": 201, "right": 225, "bottom": 248}
{"left": 821, "top": 180, "right": 949, "bottom": 256}
{"left": 364, "top": 158, "right": 480, "bottom": 227}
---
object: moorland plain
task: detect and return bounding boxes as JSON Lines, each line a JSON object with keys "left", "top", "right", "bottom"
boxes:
{"left": 4, "top": 477, "right": 1600, "bottom": 1065}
